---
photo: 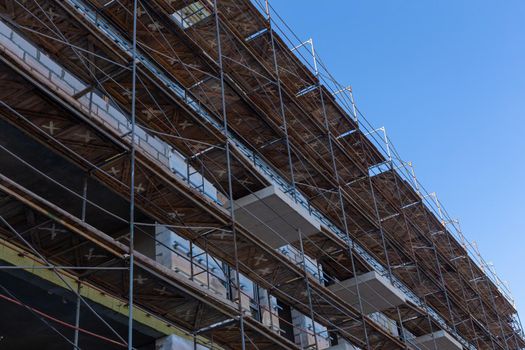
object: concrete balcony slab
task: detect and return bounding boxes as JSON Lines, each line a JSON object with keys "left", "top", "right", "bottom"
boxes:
{"left": 327, "top": 271, "right": 406, "bottom": 314}
{"left": 414, "top": 330, "right": 463, "bottom": 350}
{"left": 233, "top": 185, "right": 321, "bottom": 248}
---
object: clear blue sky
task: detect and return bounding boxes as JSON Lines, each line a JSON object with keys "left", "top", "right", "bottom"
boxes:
{"left": 269, "top": 0, "right": 525, "bottom": 320}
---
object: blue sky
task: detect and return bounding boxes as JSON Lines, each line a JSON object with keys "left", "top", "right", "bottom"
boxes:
{"left": 268, "top": 1, "right": 525, "bottom": 320}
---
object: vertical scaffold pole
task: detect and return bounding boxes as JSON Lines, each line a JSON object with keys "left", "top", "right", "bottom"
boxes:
{"left": 429, "top": 195, "right": 498, "bottom": 349}
{"left": 265, "top": 3, "right": 318, "bottom": 346}
{"left": 309, "top": 43, "right": 371, "bottom": 348}
{"left": 127, "top": 0, "right": 138, "bottom": 349}
{"left": 348, "top": 97, "right": 441, "bottom": 349}
{"left": 383, "top": 156, "right": 464, "bottom": 348}
{"left": 297, "top": 229, "right": 320, "bottom": 349}
{"left": 431, "top": 206, "right": 485, "bottom": 347}
{"left": 382, "top": 149, "right": 453, "bottom": 349}
{"left": 73, "top": 281, "right": 81, "bottom": 349}
{"left": 264, "top": 0, "right": 297, "bottom": 197}
{"left": 449, "top": 220, "right": 507, "bottom": 349}
{"left": 483, "top": 265, "right": 511, "bottom": 349}
{"left": 73, "top": 176, "right": 89, "bottom": 349}
{"left": 462, "top": 227, "right": 509, "bottom": 349}
{"left": 382, "top": 188, "right": 440, "bottom": 349}
{"left": 212, "top": 1, "right": 246, "bottom": 348}
{"left": 440, "top": 219, "right": 494, "bottom": 349}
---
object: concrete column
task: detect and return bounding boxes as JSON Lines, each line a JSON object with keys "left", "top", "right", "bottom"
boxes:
{"left": 156, "top": 334, "right": 207, "bottom": 350}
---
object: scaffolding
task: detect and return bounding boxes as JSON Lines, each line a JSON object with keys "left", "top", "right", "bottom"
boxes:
{"left": 0, "top": 0, "right": 522, "bottom": 349}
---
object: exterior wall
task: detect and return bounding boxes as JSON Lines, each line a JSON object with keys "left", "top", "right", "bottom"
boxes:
{"left": 258, "top": 288, "right": 281, "bottom": 334}
{"left": 135, "top": 225, "right": 157, "bottom": 260}
{"left": 0, "top": 20, "right": 219, "bottom": 204}
{"left": 369, "top": 312, "right": 399, "bottom": 337}
{"left": 291, "top": 310, "right": 330, "bottom": 349}
{"left": 0, "top": 20, "right": 170, "bottom": 167}
{"left": 155, "top": 225, "right": 227, "bottom": 299}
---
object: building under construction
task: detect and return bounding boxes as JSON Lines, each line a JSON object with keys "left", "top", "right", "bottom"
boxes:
{"left": 0, "top": 1, "right": 522, "bottom": 349}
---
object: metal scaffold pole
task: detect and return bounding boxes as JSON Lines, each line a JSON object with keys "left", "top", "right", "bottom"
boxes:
{"left": 213, "top": 1, "right": 246, "bottom": 348}
{"left": 264, "top": 2, "right": 321, "bottom": 347}
{"left": 388, "top": 174, "right": 459, "bottom": 340}
{"left": 428, "top": 195, "right": 498, "bottom": 349}
{"left": 74, "top": 175, "right": 88, "bottom": 349}
{"left": 304, "top": 38, "right": 372, "bottom": 349}
{"left": 434, "top": 226, "right": 489, "bottom": 347}
{"left": 264, "top": 0, "right": 297, "bottom": 197}
{"left": 73, "top": 281, "right": 81, "bottom": 349}
{"left": 441, "top": 217, "right": 503, "bottom": 350}
{"left": 127, "top": 0, "right": 139, "bottom": 349}
{"left": 381, "top": 155, "right": 451, "bottom": 349}
{"left": 348, "top": 105, "right": 442, "bottom": 349}
{"left": 297, "top": 228, "right": 320, "bottom": 350}
{"left": 383, "top": 140, "right": 496, "bottom": 347}
{"left": 483, "top": 268, "right": 512, "bottom": 349}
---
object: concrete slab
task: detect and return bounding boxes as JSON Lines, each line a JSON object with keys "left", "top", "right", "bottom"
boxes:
{"left": 327, "top": 271, "right": 405, "bottom": 314}
{"left": 326, "top": 339, "right": 360, "bottom": 350}
{"left": 414, "top": 330, "right": 463, "bottom": 350}
{"left": 233, "top": 185, "right": 321, "bottom": 248}
{"left": 157, "top": 334, "right": 208, "bottom": 350}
